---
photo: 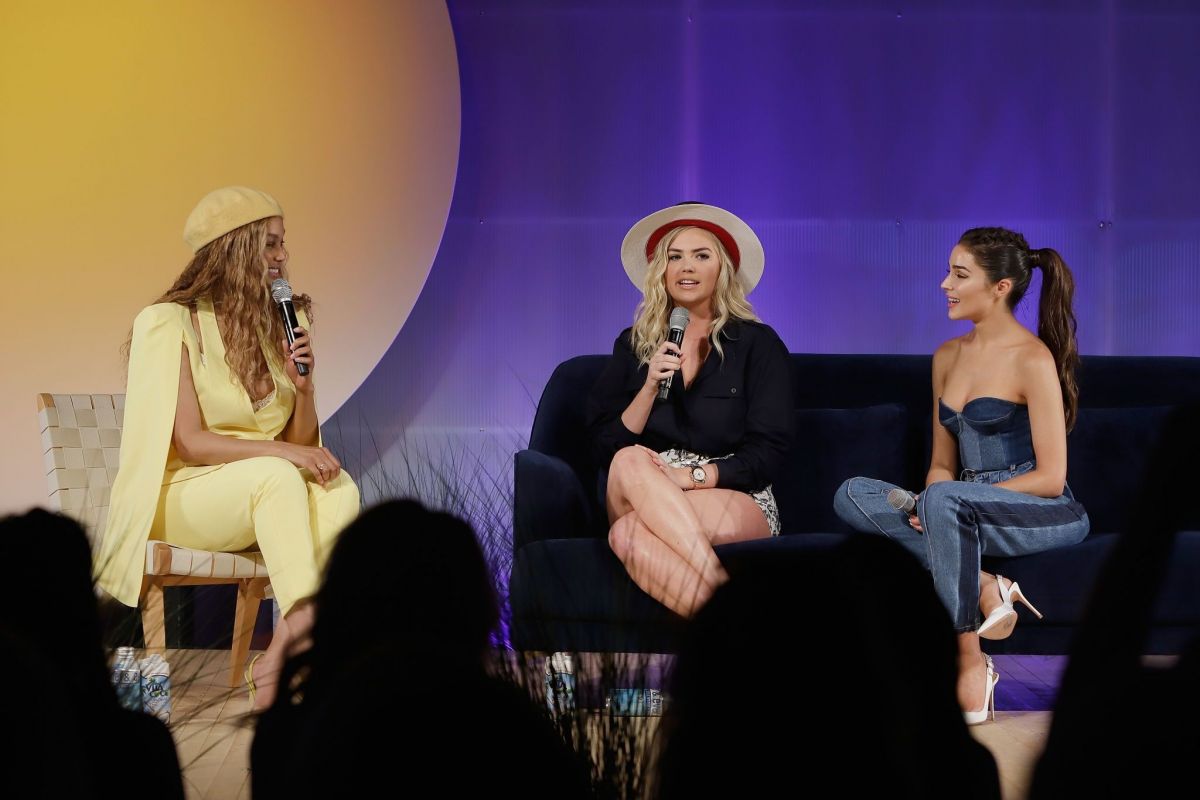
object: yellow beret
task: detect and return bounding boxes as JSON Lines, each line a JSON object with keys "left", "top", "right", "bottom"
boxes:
{"left": 183, "top": 186, "right": 283, "bottom": 253}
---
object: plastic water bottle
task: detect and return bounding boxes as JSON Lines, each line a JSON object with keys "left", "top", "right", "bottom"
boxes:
{"left": 604, "top": 687, "right": 665, "bottom": 716}
{"left": 111, "top": 647, "right": 141, "bottom": 712}
{"left": 544, "top": 652, "right": 575, "bottom": 715}
{"left": 139, "top": 654, "right": 172, "bottom": 723}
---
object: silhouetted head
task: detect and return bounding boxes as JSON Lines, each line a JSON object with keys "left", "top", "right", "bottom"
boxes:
{"left": 654, "top": 536, "right": 997, "bottom": 798}
{"left": 309, "top": 499, "right": 499, "bottom": 676}
{"left": 0, "top": 509, "right": 113, "bottom": 710}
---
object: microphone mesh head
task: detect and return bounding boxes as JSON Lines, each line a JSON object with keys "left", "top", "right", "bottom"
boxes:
{"left": 886, "top": 488, "right": 916, "bottom": 513}
{"left": 270, "top": 278, "right": 293, "bottom": 304}
{"left": 668, "top": 306, "right": 690, "bottom": 332}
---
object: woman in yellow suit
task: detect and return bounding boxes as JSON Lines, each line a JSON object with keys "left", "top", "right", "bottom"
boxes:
{"left": 97, "top": 187, "right": 360, "bottom": 710}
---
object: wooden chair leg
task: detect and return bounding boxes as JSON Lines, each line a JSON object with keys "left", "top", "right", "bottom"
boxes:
{"left": 229, "top": 578, "right": 269, "bottom": 687}
{"left": 141, "top": 579, "right": 167, "bottom": 653}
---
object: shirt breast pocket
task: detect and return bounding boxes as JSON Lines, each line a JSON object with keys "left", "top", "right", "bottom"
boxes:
{"left": 698, "top": 380, "right": 746, "bottom": 432}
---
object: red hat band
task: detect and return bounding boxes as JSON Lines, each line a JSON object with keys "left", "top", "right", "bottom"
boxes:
{"left": 644, "top": 219, "right": 741, "bottom": 270}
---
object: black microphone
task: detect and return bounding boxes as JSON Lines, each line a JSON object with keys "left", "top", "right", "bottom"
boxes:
{"left": 657, "top": 307, "right": 689, "bottom": 401}
{"left": 270, "top": 278, "right": 309, "bottom": 377}
{"left": 887, "top": 488, "right": 918, "bottom": 514}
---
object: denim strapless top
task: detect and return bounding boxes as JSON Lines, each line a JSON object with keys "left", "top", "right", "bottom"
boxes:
{"left": 938, "top": 397, "right": 1035, "bottom": 472}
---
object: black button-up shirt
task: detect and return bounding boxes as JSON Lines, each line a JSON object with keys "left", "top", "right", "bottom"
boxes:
{"left": 586, "top": 320, "right": 795, "bottom": 493}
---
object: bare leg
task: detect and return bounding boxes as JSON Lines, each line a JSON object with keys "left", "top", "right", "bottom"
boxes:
{"left": 957, "top": 632, "right": 988, "bottom": 713}
{"left": 605, "top": 447, "right": 726, "bottom": 589}
{"left": 683, "top": 489, "right": 772, "bottom": 545}
{"left": 250, "top": 600, "right": 315, "bottom": 711}
{"left": 609, "top": 511, "right": 714, "bottom": 616}
{"left": 605, "top": 463, "right": 774, "bottom": 615}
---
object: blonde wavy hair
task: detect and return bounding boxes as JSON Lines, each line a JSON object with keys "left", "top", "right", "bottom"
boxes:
{"left": 630, "top": 226, "right": 758, "bottom": 364}
{"left": 124, "top": 218, "right": 312, "bottom": 394}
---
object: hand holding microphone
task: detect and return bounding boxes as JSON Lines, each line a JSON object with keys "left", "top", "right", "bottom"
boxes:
{"left": 887, "top": 488, "right": 923, "bottom": 532}
{"left": 653, "top": 307, "right": 690, "bottom": 401}
{"left": 271, "top": 279, "right": 311, "bottom": 379}
{"left": 646, "top": 341, "right": 683, "bottom": 399}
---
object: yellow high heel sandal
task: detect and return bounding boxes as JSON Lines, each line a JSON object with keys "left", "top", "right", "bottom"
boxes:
{"left": 245, "top": 652, "right": 266, "bottom": 708}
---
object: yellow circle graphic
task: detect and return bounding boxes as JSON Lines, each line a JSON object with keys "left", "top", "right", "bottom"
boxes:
{"left": 0, "top": 1, "right": 461, "bottom": 510}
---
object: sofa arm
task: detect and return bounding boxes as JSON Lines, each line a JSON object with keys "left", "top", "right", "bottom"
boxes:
{"left": 513, "top": 449, "right": 598, "bottom": 551}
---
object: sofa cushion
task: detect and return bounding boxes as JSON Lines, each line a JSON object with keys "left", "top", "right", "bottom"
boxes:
{"left": 775, "top": 404, "right": 909, "bottom": 534}
{"left": 1067, "top": 406, "right": 1176, "bottom": 534}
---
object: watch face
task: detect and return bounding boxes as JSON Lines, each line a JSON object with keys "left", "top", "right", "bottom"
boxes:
{"left": 692, "top": 467, "right": 706, "bottom": 482}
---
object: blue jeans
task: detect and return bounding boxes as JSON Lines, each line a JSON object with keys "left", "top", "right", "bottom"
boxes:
{"left": 833, "top": 462, "right": 1090, "bottom": 633}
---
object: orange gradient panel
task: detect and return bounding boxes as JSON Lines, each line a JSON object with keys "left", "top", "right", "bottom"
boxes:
{"left": 0, "top": 1, "right": 460, "bottom": 511}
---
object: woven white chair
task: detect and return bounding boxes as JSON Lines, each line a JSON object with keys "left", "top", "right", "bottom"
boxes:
{"left": 38, "top": 392, "right": 270, "bottom": 687}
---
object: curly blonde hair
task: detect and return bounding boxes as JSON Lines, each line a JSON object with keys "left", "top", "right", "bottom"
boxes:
{"left": 630, "top": 226, "right": 758, "bottom": 364}
{"left": 125, "top": 217, "right": 312, "bottom": 394}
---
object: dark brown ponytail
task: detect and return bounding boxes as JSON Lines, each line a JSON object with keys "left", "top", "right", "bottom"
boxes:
{"left": 958, "top": 228, "right": 1081, "bottom": 431}
{"left": 1030, "top": 247, "right": 1079, "bottom": 430}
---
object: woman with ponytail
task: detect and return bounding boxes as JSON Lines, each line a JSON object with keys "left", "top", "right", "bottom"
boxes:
{"left": 834, "top": 227, "right": 1089, "bottom": 725}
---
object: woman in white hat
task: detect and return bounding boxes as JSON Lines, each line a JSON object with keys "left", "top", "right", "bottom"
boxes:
{"left": 587, "top": 203, "right": 794, "bottom": 616}
{"left": 98, "top": 187, "right": 360, "bottom": 710}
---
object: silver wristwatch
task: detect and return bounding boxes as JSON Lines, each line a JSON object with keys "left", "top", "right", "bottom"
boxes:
{"left": 690, "top": 466, "right": 707, "bottom": 488}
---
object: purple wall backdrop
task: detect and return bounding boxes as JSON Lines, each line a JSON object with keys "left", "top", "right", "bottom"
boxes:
{"left": 327, "top": 0, "right": 1200, "bottom": 512}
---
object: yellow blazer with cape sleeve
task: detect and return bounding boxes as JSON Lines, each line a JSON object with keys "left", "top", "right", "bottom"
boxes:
{"left": 96, "top": 297, "right": 309, "bottom": 606}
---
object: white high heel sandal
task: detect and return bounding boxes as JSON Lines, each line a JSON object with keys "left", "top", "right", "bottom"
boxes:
{"left": 977, "top": 573, "right": 1044, "bottom": 641}
{"left": 963, "top": 654, "right": 1000, "bottom": 726}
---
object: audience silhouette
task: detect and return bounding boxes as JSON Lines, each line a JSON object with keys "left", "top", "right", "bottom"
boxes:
{"left": 251, "top": 499, "right": 592, "bottom": 798}
{"left": 1033, "top": 405, "right": 1200, "bottom": 798}
{"left": 653, "top": 535, "right": 1000, "bottom": 799}
{"left": 0, "top": 509, "right": 183, "bottom": 799}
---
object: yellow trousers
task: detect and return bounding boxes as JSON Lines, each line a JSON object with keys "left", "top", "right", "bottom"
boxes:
{"left": 150, "top": 456, "right": 360, "bottom": 614}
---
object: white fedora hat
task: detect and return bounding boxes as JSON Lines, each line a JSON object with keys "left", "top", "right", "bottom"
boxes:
{"left": 620, "top": 202, "right": 765, "bottom": 294}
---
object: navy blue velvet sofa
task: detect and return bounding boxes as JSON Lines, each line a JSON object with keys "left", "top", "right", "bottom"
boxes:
{"left": 510, "top": 355, "right": 1200, "bottom": 654}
